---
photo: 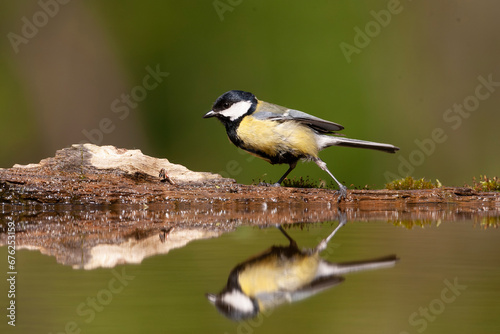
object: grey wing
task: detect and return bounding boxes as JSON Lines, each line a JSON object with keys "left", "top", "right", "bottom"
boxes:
{"left": 288, "top": 275, "right": 345, "bottom": 302}
{"left": 254, "top": 101, "right": 344, "bottom": 133}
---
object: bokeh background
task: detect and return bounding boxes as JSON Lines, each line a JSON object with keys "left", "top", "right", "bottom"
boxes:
{"left": 0, "top": 0, "right": 498, "bottom": 188}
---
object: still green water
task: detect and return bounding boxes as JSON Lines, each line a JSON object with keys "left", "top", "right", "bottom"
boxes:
{"left": 1, "top": 219, "right": 499, "bottom": 334}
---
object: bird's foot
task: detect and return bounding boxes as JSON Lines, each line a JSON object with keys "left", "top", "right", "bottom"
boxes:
{"left": 258, "top": 182, "right": 282, "bottom": 187}
{"left": 335, "top": 185, "right": 348, "bottom": 203}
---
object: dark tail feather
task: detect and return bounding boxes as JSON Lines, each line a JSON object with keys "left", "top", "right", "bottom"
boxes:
{"left": 321, "top": 255, "right": 399, "bottom": 275}
{"left": 320, "top": 136, "right": 399, "bottom": 153}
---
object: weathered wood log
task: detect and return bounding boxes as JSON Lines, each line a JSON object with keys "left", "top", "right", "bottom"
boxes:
{"left": 1, "top": 144, "right": 499, "bottom": 208}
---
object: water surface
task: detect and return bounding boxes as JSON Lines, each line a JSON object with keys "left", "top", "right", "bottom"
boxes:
{"left": 1, "top": 207, "right": 499, "bottom": 334}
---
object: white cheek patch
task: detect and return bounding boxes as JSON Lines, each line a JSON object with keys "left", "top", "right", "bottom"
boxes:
{"left": 221, "top": 290, "right": 255, "bottom": 313}
{"left": 220, "top": 101, "right": 252, "bottom": 121}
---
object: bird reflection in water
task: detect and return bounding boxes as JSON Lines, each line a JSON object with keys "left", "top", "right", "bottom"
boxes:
{"left": 206, "top": 219, "right": 398, "bottom": 321}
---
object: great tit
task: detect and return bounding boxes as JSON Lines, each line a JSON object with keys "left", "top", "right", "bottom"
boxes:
{"left": 203, "top": 90, "right": 400, "bottom": 200}
{"left": 206, "top": 221, "right": 398, "bottom": 321}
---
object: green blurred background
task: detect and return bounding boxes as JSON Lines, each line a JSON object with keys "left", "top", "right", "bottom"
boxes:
{"left": 0, "top": 0, "right": 498, "bottom": 187}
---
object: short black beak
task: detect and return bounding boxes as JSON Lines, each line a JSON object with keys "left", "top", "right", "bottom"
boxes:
{"left": 203, "top": 110, "right": 216, "bottom": 118}
{"left": 206, "top": 293, "right": 217, "bottom": 304}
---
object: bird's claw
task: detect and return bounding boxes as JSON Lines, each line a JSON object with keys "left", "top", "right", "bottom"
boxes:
{"left": 335, "top": 185, "right": 348, "bottom": 203}
{"left": 257, "top": 182, "right": 282, "bottom": 187}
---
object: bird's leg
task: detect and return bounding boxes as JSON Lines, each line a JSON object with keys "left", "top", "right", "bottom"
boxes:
{"left": 274, "top": 161, "right": 297, "bottom": 186}
{"left": 276, "top": 225, "right": 298, "bottom": 247}
{"left": 313, "top": 158, "right": 347, "bottom": 202}
{"left": 315, "top": 212, "right": 346, "bottom": 253}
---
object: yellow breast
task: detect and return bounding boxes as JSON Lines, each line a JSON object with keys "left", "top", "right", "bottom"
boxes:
{"left": 237, "top": 254, "right": 320, "bottom": 297}
{"left": 236, "top": 116, "right": 319, "bottom": 161}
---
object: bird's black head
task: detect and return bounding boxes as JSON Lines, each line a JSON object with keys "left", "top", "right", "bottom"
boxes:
{"left": 203, "top": 90, "right": 257, "bottom": 122}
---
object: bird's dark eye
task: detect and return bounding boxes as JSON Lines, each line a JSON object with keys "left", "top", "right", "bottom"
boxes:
{"left": 223, "top": 102, "right": 230, "bottom": 109}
